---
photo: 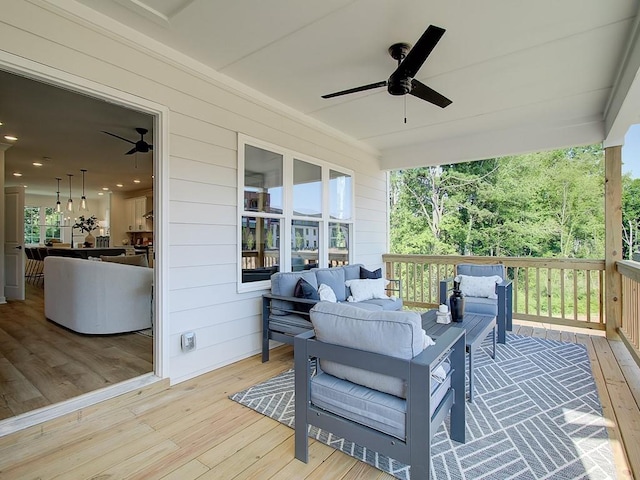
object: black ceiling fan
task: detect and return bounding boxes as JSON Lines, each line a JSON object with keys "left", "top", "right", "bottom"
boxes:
{"left": 102, "top": 127, "right": 153, "bottom": 155}
{"left": 322, "top": 25, "right": 452, "bottom": 108}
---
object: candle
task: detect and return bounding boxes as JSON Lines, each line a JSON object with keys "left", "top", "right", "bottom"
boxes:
{"left": 439, "top": 304, "right": 448, "bottom": 313}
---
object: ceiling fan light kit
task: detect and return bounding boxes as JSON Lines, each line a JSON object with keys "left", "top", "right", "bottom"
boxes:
{"left": 321, "top": 25, "right": 452, "bottom": 110}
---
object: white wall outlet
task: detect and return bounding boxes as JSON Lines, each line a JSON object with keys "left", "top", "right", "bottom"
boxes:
{"left": 181, "top": 331, "right": 196, "bottom": 352}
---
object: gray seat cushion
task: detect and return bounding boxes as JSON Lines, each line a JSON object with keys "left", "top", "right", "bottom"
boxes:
{"left": 464, "top": 296, "right": 498, "bottom": 316}
{"left": 337, "top": 301, "right": 382, "bottom": 311}
{"left": 359, "top": 297, "right": 403, "bottom": 311}
{"left": 268, "top": 314, "right": 312, "bottom": 335}
{"left": 311, "top": 370, "right": 451, "bottom": 440}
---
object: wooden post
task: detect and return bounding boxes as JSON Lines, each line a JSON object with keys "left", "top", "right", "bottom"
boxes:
{"left": 605, "top": 145, "right": 623, "bottom": 339}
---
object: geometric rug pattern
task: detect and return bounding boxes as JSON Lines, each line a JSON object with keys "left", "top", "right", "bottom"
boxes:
{"left": 230, "top": 333, "right": 616, "bottom": 479}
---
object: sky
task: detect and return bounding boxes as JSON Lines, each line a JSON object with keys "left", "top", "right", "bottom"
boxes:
{"left": 622, "top": 124, "right": 640, "bottom": 178}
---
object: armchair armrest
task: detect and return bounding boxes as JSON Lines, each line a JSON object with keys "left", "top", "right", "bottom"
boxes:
{"left": 496, "top": 279, "right": 513, "bottom": 336}
{"left": 439, "top": 276, "right": 455, "bottom": 305}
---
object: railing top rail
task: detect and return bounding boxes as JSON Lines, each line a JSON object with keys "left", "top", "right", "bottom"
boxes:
{"left": 618, "top": 260, "right": 640, "bottom": 283}
{"left": 383, "top": 254, "right": 605, "bottom": 270}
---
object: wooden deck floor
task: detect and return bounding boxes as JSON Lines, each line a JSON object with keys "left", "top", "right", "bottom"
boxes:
{"left": 0, "top": 322, "right": 638, "bottom": 479}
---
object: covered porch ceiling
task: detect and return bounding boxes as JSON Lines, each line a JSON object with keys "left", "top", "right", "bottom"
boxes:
{"left": 72, "top": 0, "right": 640, "bottom": 169}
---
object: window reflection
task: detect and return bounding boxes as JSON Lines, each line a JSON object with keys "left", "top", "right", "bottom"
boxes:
{"left": 330, "top": 170, "right": 352, "bottom": 220}
{"left": 292, "top": 220, "right": 319, "bottom": 271}
{"left": 241, "top": 216, "right": 280, "bottom": 282}
{"left": 293, "top": 159, "right": 322, "bottom": 217}
{"left": 244, "top": 145, "right": 283, "bottom": 214}
{"left": 329, "top": 222, "right": 349, "bottom": 267}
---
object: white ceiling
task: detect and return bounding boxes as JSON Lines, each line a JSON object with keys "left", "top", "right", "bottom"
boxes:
{"left": 3, "top": 0, "right": 639, "bottom": 198}
{"left": 73, "top": 0, "right": 639, "bottom": 169}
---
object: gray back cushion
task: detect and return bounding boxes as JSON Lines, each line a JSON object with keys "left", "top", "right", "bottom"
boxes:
{"left": 310, "top": 302, "right": 426, "bottom": 398}
{"left": 457, "top": 263, "right": 505, "bottom": 279}
{"left": 270, "top": 271, "right": 318, "bottom": 315}
{"left": 342, "top": 263, "right": 363, "bottom": 298}
{"left": 314, "top": 268, "right": 347, "bottom": 302}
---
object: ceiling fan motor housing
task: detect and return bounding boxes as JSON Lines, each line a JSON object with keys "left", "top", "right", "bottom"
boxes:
{"left": 388, "top": 76, "right": 411, "bottom": 95}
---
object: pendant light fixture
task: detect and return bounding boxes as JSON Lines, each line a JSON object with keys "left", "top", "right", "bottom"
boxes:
{"left": 66, "top": 173, "right": 74, "bottom": 212}
{"left": 55, "top": 177, "right": 62, "bottom": 213}
{"left": 80, "top": 169, "right": 88, "bottom": 211}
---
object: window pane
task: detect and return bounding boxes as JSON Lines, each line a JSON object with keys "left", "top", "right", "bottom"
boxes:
{"left": 293, "top": 159, "right": 321, "bottom": 217}
{"left": 291, "top": 220, "right": 319, "bottom": 271}
{"left": 24, "top": 206, "right": 40, "bottom": 245}
{"left": 45, "top": 207, "right": 62, "bottom": 242}
{"left": 329, "top": 222, "right": 349, "bottom": 267}
{"left": 330, "top": 170, "right": 352, "bottom": 220}
{"left": 241, "top": 216, "right": 280, "bottom": 283}
{"left": 244, "top": 145, "right": 283, "bottom": 214}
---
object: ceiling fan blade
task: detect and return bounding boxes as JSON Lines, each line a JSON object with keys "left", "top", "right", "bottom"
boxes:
{"left": 410, "top": 79, "right": 452, "bottom": 108}
{"left": 394, "top": 25, "right": 445, "bottom": 80}
{"left": 125, "top": 147, "right": 138, "bottom": 155}
{"left": 322, "top": 81, "right": 387, "bottom": 99}
{"left": 101, "top": 131, "right": 135, "bottom": 145}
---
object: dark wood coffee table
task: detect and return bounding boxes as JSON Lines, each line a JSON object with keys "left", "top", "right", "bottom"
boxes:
{"left": 421, "top": 310, "right": 496, "bottom": 402}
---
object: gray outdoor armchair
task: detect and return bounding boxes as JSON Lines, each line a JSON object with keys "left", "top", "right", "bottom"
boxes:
{"left": 439, "top": 263, "right": 513, "bottom": 343}
{"left": 294, "top": 302, "right": 466, "bottom": 479}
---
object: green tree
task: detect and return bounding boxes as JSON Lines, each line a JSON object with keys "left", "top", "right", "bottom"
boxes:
{"left": 622, "top": 176, "right": 640, "bottom": 259}
{"left": 390, "top": 145, "right": 605, "bottom": 259}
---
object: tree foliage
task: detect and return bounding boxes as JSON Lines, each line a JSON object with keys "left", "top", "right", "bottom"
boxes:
{"left": 390, "top": 145, "right": 607, "bottom": 258}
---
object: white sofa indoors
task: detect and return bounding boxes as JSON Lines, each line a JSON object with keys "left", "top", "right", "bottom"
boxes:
{"left": 44, "top": 256, "right": 152, "bottom": 334}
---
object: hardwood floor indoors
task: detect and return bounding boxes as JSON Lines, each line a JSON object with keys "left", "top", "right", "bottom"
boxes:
{"left": 0, "top": 316, "right": 637, "bottom": 479}
{"left": 0, "top": 283, "right": 152, "bottom": 420}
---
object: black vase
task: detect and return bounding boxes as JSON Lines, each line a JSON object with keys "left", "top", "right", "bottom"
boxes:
{"left": 449, "top": 282, "right": 465, "bottom": 322}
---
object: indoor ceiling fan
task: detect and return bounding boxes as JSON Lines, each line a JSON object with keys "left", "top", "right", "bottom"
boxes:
{"left": 101, "top": 127, "right": 153, "bottom": 155}
{"left": 321, "top": 25, "right": 452, "bottom": 109}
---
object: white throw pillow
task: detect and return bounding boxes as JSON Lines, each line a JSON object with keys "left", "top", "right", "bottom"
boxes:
{"left": 345, "top": 278, "right": 389, "bottom": 302}
{"left": 318, "top": 283, "right": 337, "bottom": 302}
{"left": 456, "top": 274, "right": 502, "bottom": 299}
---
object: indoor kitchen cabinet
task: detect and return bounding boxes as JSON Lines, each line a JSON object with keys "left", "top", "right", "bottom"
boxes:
{"left": 125, "top": 196, "right": 151, "bottom": 231}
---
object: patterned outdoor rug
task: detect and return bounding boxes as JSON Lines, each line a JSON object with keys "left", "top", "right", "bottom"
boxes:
{"left": 230, "top": 333, "right": 616, "bottom": 479}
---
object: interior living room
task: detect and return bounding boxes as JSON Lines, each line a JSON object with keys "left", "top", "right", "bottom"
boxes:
{"left": 1, "top": 0, "right": 640, "bottom": 478}
{"left": 0, "top": 68, "right": 156, "bottom": 421}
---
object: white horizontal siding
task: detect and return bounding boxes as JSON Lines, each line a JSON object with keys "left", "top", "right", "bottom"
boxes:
{"left": 169, "top": 263, "right": 237, "bottom": 290}
{"left": 3, "top": 2, "right": 389, "bottom": 384}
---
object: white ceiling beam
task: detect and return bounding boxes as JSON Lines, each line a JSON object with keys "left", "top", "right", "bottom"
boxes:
{"left": 604, "top": 2, "right": 640, "bottom": 147}
{"left": 380, "top": 118, "right": 604, "bottom": 171}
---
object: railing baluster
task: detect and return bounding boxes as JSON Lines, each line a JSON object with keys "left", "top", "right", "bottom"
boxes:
{"left": 560, "top": 268, "right": 565, "bottom": 321}
{"left": 536, "top": 268, "right": 541, "bottom": 318}
{"left": 573, "top": 270, "right": 578, "bottom": 321}
{"left": 525, "top": 267, "right": 530, "bottom": 315}
{"left": 586, "top": 270, "right": 591, "bottom": 323}
{"left": 599, "top": 269, "right": 604, "bottom": 325}
{"left": 547, "top": 268, "right": 552, "bottom": 318}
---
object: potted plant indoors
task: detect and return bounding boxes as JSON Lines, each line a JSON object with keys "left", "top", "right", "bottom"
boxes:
{"left": 73, "top": 215, "right": 100, "bottom": 247}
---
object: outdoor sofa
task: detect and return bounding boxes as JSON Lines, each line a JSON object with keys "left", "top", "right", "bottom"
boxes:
{"left": 262, "top": 263, "right": 402, "bottom": 362}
